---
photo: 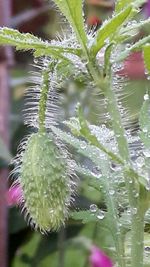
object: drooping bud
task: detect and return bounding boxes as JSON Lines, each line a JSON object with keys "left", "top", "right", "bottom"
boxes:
{"left": 18, "top": 132, "right": 73, "bottom": 232}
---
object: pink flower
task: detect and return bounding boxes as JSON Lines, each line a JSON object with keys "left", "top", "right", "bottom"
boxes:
{"left": 87, "top": 16, "right": 102, "bottom": 26}
{"left": 89, "top": 246, "right": 113, "bottom": 267}
{"left": 144, "top": 0, "right": 150, "bottom": 18}
{"left": 116, "top": 52, "right": 146, "bottom": 80}
{"left": 6, "top": 185, "right": 23, "bottom": 206}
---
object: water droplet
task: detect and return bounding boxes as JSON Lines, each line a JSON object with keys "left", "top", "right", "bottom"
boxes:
{"left": 144, "top": 94, "right": 149, "bottom": 101}
{"left": 143, "top": 127, "right": 148, "bottom": 133}
{"left": 132, "top": 208, "right": 137, "bottom": 215}
{"left": 90, "top": 204, "right": 97, "bottom": 213}
{"left": 145, "top": 246, "right": 150, "bottom": 252}
{"left": 97, "top": 210, "right": 105, "bottom": 220}
{"left": 126, "top": 43, "right": 131, "bottom": 49}
{"left": 136, "top": 156, "right": 145, "bottom": 167}
{"left": 135, "top": 192, "right": 139, "bottom": 198}
{"left": 80, "top": 142, "right": 87, "bottom": 149}
{"left": 34, "top": 58, "right": 38, "bottom": 64}
{"left": 143, "top": 149, "right": 150, "bottom": 158}
{"left": 109, "top": 189, "right": 115, "bottom": 196}
{"left": 146, "top": 181, "right": 150, "bottom": 190}
{"left": 127, "top": 209, "right": 131, "bottom": 215}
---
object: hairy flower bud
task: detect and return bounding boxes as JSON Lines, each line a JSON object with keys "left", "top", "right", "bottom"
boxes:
{"left": 18, "top": 132, "right": 73, "bottom": 232}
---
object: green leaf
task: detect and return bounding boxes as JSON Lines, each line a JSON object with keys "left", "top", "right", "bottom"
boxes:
{"left": 64, "top": 107, "right": 126, "bottom": 165}
{"left": 64, "top": 117, "right": 81, "bottom": 136}
{"left": 114, "top": 18, "right": 150, "bottom": 44}
{"left": 13, "top": 232, "right": 41, "bottom": 267}
{"left": 90, "top": 5, "right": 132, "bottom": 56}
{"left": 77, "top": 104, "right": 123, "bottom": 164}
{"left": 139, "top": 97, "right": 150, "bottom": 148}
{"left": 139, "top": 98, "right": 150, "bottom": 131}
{"left": 115, "top": 0, "right": 146, "bottom": 13}
{"left": 70, "top": 210, "right": 99, "bottom": 224}
{"left": 115, "top": 35, "right": 150, "bottom": 63}
{"left": 0, "top": 27, "right": 81, "bottom": 58}
{"left": 124, "top": 232, "right": 150, "bottom": 266}
{"left": 51, "top": 126, "right": 104, "bottom": 167}
{"left": 143, "top": 45, "right": 150, "bottom": 75}
{"left": 139, "top": 97, "right": 150, "bottom": 191}
{"left": 115, "top": 0, "right": 131, "bottom": 13}
{"left": 104, "top": 43, "right": 114, "bottom": 76}
{"left": 53, "top": 0, "right": 87, "bottom": 48}
{"left": 76, "top": 165, "right": 104, "bottom": 191}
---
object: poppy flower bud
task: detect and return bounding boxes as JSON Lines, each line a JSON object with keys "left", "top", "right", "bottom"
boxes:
{"left": 17, "top": 132, "right": 73, "bottom": 232}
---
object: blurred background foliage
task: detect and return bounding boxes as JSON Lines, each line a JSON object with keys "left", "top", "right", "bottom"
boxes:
{"left": 1, "top": 0, "right": 150, "bottom": 266}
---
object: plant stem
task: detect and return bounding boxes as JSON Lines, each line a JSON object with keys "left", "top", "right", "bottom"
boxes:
{"left": 130, "top": 204, "right": 145, "bottom": 267}
{"left": 101, "top": 161, "right": 126, "bottom": 267}
{"left": 104, "top": 78, "right": 139, "bottom": 207}
{"left": 86, "top": 58, "right": 145, "bottom": 266}
{"left": 104, "top": 82, "right": 130, "bottom": 161}
{"left": 103, "top": 75, "right": 146, "bottom": 267}
{"left": 38, "top": 64, "right": 50, "bottom": 132}
{"left": 58, "top": 227, "right": 65, "bottom": 267}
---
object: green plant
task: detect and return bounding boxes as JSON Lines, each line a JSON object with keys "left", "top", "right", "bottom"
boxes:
{"left": 2, "top": 0, "right": 150, "bottom": 266}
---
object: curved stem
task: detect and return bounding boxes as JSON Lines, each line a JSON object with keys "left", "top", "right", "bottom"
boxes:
{"left": 38, "top": 64, "right": 51, "bottom": 132}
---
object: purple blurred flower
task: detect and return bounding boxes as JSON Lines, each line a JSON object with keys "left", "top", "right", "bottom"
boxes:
{"left": 89, "top": 246, "right": 113, "bottom": 267}
{"left": 6, "top": 185, "right": 23, "bottom": 206}
{"left": 144, "top": 0, "right": 150, "bottom": 17}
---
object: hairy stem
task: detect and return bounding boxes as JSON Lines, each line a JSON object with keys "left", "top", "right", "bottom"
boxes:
{"left": 85, "top": 53, "right": 145, "bottom": 266}
{"left": 104, "top": 75, "right": 146, "bottom": 267}
{"left": 38, "top": 64, "right": 50, "bottom": 132}
{"left": 130, "top": 203, "right": 145, "bottom": 267}
{"left": 101, "top": 161, "right": 126, "bottom": 267}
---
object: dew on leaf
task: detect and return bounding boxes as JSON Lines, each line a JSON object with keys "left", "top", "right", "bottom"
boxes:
{"left": 34, "top": 58, "right": 38, "bottom": 64}
{"left": 144, "top": 94, "right": 149, "bottom": 101}
{"left": 97, "top": 210, "right": 105, "bottom": 220}
{"left": 143, "top": 149, "right": 150, "bottom": 158}
{"left": 109, "top": 189, "right": 115, "bottom": 196}
{"left": 90, "top": 204, "right": 98, "bottom": 213}
{"left": 136, "top": 156, "right": 145, "bottom": 167}
{"left": 143, "top": 127, "right": 148, "bottom": 133}
{"left": 80, "top": 142, "right": 87, "bottom": 149}
{"left": 144, "top": 246, "right": 150, "bottom": 252}
{"left": 132, "top": 208, "right": 137, "bottom": 215}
